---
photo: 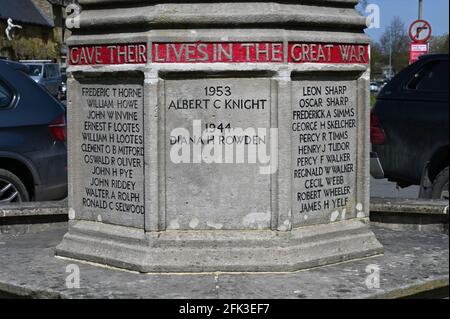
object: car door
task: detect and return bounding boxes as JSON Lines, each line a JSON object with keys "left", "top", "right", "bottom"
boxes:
{"left": 0, "top": 77, "right": 20, "bottom": 152}
{"left": 391, "top": 59, "right": 449, "bottom": 184}
{"left": 0, "top": 80, "right": 14, "bottom": 111}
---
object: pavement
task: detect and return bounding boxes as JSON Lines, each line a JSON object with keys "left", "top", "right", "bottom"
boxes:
{"left": 0, "top": 176, "right": 446, "bottom": 299}
{"left": 371, "top": 178, "right": 420, "bottom": 199}
{"left": 0, "top": 225, "right": 447, "bottom": 299}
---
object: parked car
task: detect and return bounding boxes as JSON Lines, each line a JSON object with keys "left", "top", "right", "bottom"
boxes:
{"left": 0, "top": 60, "right": 67, "bottom": 203}
{"left": 371, "top": 54, "right": 449, "bottom": 199}
{"left": 60, "top": 72, "right": 67, "bottom": 100}
{"left": 379, "top": 80, "right": 389, "bottom": 90}
{"left": 20, "top": 60, "right": 64, "bottom": 99}
{"left": 370, "top": 81, "right": 379, "bottom": 94}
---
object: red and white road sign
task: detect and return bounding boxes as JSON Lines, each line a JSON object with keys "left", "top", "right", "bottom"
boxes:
{"left": 409, "top": 20, "right": 432, "bottom": 64}
{"left": 409, "top": 19, "right": 432, "bottom": 43}
{"left": 410, "top": 42, "right": 429, "bottom": 64}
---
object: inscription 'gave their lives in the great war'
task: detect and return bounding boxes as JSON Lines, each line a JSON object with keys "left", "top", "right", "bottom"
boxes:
{"left": 79, "top": 84, "right": 145, "bottom": 226}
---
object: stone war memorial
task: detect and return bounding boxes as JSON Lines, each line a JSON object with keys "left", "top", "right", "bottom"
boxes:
{"left": 56, "top": 0, "right": 384, "bottom": 273}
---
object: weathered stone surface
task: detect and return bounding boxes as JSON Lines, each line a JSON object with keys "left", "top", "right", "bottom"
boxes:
{"left": 371, "top": 198, "right": 449, "bottom": 215}
{"left": 57, "top": 0, "right": 382, "bottom": 272}
{"left": 370, "top": 198, "right": 449, "bottom": 234}
{"left": 75, "top": 0, "right": 366, "bottom": 30}
{"left": 164, "top": 78, "right": 273, "bottom": 231}
{"left": 0, "top": 201, "right": 67, "bottom": 235}
{"left": 1, "top": 226, "right": 448, "bottom": 299}
{"left": 291, "top": 76, "right": 359, "bottom": 227}
{"left": 0, "top": 201, "right": 67, "bottom": 218}
{"left": 56, "top": 219, "right": 382, "bottom": 273}
{"left": 73, "top": 81, "right": 145, "bottom": 229}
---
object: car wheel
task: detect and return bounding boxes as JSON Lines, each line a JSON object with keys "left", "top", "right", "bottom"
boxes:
{"left": 431, "top": 167, "right": 449, "bottom": 200}
{"left": 0, "top": 169, "right": 30, "bottom": 203}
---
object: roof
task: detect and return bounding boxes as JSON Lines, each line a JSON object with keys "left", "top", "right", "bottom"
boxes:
{"left": 0, "top": 0, "right": 54, "bottom": 27}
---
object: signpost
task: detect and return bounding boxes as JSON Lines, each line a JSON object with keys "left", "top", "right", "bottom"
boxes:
{"left": 409, "top": 19, "right": 432, "bottom": 64}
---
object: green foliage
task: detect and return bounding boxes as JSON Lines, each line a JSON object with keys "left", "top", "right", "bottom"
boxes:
{"left": 370, "top": 94, "right": 377, "bottom": 108}
{"left": 370, "top": 42, "right": 385, "bottom": 79}
{"left": 430, "top": 34, "right": 449, "bottom": 54}
{"left": 0, "top": 34, "right": 59, "bottom": 60}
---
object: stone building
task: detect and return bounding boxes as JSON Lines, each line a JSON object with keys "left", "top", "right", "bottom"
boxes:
{"left": 0, "top": 0, "right": 76, "bottom": 61}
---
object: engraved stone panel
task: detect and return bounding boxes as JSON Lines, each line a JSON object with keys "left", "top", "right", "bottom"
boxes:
{"left": 76, "top": 83, "right": 145, "bottom": 228}
{"left": 164, "top": 78, "right": 273, "bottom": 230}
{"left": 292, "top": 78, "right": 358, "bottom": 227}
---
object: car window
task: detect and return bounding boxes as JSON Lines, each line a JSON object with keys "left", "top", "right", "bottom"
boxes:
{"left": 45, "top": 65, "right": 55, "bottom": 78}
{"left": 44, "top": 65, "right": 50, "bottom": 78}
{"left": 408, "top": 61, "right": 449, "bottom": 92}
{"left": 51, "top": 65, "right": 60, "bottom": 78}
{"left": 50, "top": 65, "right": 55, "bottom": 77}
{"left": 0, "top": 81, "right": 13, "bottom": 109}
{"left": 28, "top": 64, "right": 43, "bottom": 77}
{"left": 49, "top": 65, "right": 54, "bottom": 78}
{"left": 54, "top": 65, "right": 61, "bottom": 77}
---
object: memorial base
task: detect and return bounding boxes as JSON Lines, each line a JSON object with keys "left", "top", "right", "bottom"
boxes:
{"left": 56, "top": 220, "right": 383, "bottom": 273}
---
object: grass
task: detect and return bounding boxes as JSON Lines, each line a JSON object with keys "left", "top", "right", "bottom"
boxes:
{"left": 370, "top": 94, "right": 377, "bottom": 108}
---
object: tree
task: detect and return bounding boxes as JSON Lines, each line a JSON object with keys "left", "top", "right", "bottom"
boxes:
{"left": 379, "top": 16, "right": 410, "bottom": 74}
{"left": 7, "top": 37, "right": 60, "bottom": 60}
{"left": 370, "top": 42, "right": 385, "bottom": 79}
{"left": 430, "top": 34, "right": 449, "bottom": 54}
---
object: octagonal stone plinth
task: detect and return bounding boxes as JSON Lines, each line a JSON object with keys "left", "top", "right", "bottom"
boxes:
{"left": 56, "top": 0, "right": 383, "bottom": 273}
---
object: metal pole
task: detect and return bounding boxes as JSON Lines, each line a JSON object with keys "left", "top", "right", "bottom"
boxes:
{"left": 389, "top": 30, "right": 393, "bottom": 79}
{"left": 418, "top": 0, "right": 424, "bottom": 19}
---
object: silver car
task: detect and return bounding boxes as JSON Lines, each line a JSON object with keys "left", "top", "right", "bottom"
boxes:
{"left": 21, "top": 60, "right": 63, "bottom": 99}
{"left": 370, "top": 81, "right": 379, "bottom": 94}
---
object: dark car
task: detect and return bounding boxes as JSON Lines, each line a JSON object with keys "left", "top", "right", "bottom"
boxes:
{"left": 0, "top": 60, "right": 67, "bottom": 203}
{"left": 371, "top": 54, "right": 449, "bottom": 199}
